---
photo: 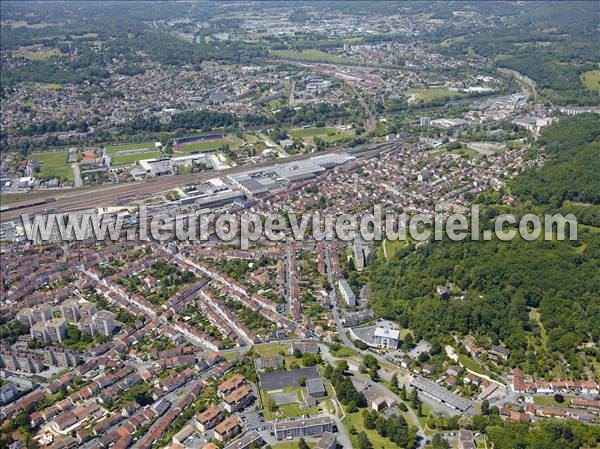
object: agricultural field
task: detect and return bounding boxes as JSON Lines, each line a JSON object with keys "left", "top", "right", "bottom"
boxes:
{"left": 580, "top": 70, "right": 600, "bottom": 94}
{"left": 112, "top": 151, "right": 162, "bottom": 166}
{"left": 176, "top": 139, "right": 225, "bottom": 154}
{"left": 270, "top": 49, "right": 346, "bottom": 63}
{"left": 106, "top": 142, "right": 156, "bottom": 154}
{"left": 29, "top": 150, "right": 73, "bottom": 181}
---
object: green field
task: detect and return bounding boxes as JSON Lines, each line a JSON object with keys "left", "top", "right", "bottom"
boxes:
{"left": 177, "top": 140, "right": 225, "bottom": 154}
{"left": 272, "top": 442, "right": 316, "bottom": 449}
{"left": 407, "top": 87, "right": 462, "bottom": 104}
{"left": 287, "top": 127, "right": 337, "bottom": 138}
{"left": 29, "top": 150, "right": 73, "bottom": 181}
{"left": 580, "top": 70, "right": 600, "bottom": 94}
{"left": 381, "top": 238, "right": 410, "bottom": 260}
{"left": 271, "top": 49, "right": 346, "bottom": 63}
{"left": 106, "top": 142, "right": 155, "bottom": 154}
{"left": 17, "top": 46, "right": 61, "bottom": 61}
{"left": 112, "top": 151, "right": 162, "bottom": 166}
{"left": 343, "top": 408, "right": 399, "bottom": 449}
{"left": 533, "top": 395, "right": 571, "bottom": 407}
{"left": 260, "top": 388, "right": 319, "bottom": 421}
{"left": 457, "top": 354, "right": 495, "bottom": 378}
{"left": 253, "top": 342, "right": 288, "bottom": 357}
{"left": 37, "top": 83, "right": 62, "bottom": 90}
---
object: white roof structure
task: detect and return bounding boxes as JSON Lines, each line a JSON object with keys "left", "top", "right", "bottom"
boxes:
{"left": 374, "top": 327, "right": 400, "bottom": 340}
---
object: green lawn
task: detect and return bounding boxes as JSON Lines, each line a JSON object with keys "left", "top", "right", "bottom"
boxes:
{"left": 112, "top": 151, "right": 162, "bottom": 166}
{"left": 253, "top": 342, "right": 288, "bottom": 357}
{"left": 457, "top": 354, "right": 495, "bottom": 378}
{"left": 176, "top": 140, "right": 225, "bottom": 154}
{"left": 18, "top": 46, "right": 61, "bottom": 61}
{"left": 330, "top": 345, "right": 356, "bottom": 358}
{"left": 260, "top": 388, "right": 319, "bottom": 421}
{"left": 528, "top": 309, "right": 548, "bottom": 350}
{"left": 580, "top": 70, "right": 600, "bottom": 94}
{"left": 287, "top": 127, "right": 336, "bottom": 138}
{"left": 271, "top": 49, "right": 346, "bottom": 63}
{"left": 272, "top": 442, "right": 316, "bottom": 449}
{"left": 343, "top": 408, "right": 399, "bottom": 449}
{"left": 106, "top": 142, "right": 155, "bottom": 154}
{"left": 382, "top": 238, "right": 410, "bottom": 260}
{"left": 29, "top": 150, "right": 73, "bottom": 181}
{"left": 407, "top": 87, "right": 462, "bottom": 104}
{"left": 244, "top": 133, "right": 260, "bottom": 142}
{"left": 533, "top": 395, "right": 571, "bottom": 407}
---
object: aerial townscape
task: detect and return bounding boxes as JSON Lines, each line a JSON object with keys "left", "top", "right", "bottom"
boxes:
{"left": 0, "top": 2, "right": 599, "bottom": 449}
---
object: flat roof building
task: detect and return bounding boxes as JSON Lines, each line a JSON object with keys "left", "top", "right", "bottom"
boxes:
{"left": 410, "top": 376, "right": 473, "bottom": 413}
{"left": 273, "top": 416, "right": 334, "bottom": 440}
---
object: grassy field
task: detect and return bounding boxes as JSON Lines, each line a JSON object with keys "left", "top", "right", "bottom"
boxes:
{"left": 272, "top": 442, "right": 316, "bottom": 449}
{"left": 37, "top": 83, "right": 62, "bottom": 90}
{"left": 271, "top": 49, "right": 346, "bottom": 63}
{"left": 528, "top": 308, "right": 548, "bottom": 350}
{"left": 106, "top": 142, "right": 155, "bottom": 154}
{"left": 329, "top": 345, "right": 357, "bottom": 358}
{"left": 253, "top": 342, "right": 289, "bottom": 357}
{"left": 580, "top": 70, "right": 600, "bottom": 94}
{"left": 177, "top": 140, "right": 225, "bottom": 154}
{"left": 17, "top": 46, "right": 61, "bottom": 61}
{"left": 457, "top": 354, "right": 495, "bottom": 378}
{"left": 112, "top": 151, "right": 162, "bottom": 166}
{"left": 29, "top": 150, "right": 73, "bottom": 181}
{"left": 382, "top": 238, "right": 410, "bottom": 260}
{"left": 260, "top": 388, "right": 319, "bottom": 421}
{"left": 533, "top": 395, "right": 571, "bottom": 407}
{"left": 288, "top": 127, "right": 336, "bottom": 138}
{"left": 407, "top": 87, "right": 461, "bottom": 104}
{"left": 343, "top": 407, "right": 398, "bottom": 449}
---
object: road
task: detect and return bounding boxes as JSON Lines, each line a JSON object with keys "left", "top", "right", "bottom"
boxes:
{"left": 319, "top": 343, "right": 426, "bottom": 445}
{"left": 71, "top": 163, "right": 82, "bottom": 188}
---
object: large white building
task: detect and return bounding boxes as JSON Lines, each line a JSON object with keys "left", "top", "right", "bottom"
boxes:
{"left": 338, "top": 279, "right": 356, "bottom": 307}
{"left": 374, "top": 326, "right": 400, "bottom": 349}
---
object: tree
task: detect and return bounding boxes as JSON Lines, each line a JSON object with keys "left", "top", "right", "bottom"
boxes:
{"left": 400, "top": 384, "right": 407, "bottom": 401}
{"left": 357, "top": 431, "right": 373, "bottom": 449}
{"left": 482, "top": 399, "right": 490, "bottom": 415}
{"left": 298, "top": 376, "right": 307, "bottom": 387}
{"left": 554, "top": 393, "right": 565, "bottom": 403}
{"left": 410, "top": 389, "right": 421, "bottom": 409}
{"left": 390, "top": 372, "right": 399, "bottom": 393}
{"left": 427, "top": 434, "right": 450, "bottom": 449}
{"left": 336, "top": 360, "right": 349, "bottom": 373}
{"left": 298, "top": 438, "right": 309, "bottom": 449}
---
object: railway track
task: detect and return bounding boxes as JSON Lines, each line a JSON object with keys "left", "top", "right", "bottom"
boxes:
{"left": 1, "top": 144, "right": 392, "bottom": 222}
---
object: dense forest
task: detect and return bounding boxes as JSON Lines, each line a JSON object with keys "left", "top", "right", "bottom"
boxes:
{"left": 368, "top": 115, "right": 600, "bottom": 377}
{"left": 512, "top": 114, "right": 600, "bottom": 208}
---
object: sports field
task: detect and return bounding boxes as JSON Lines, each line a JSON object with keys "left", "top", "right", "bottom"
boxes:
{"left": 287, "top": 127, "right": 336, "bottom": 138}
{"left": 177, "top": 139, "right": 225, "bottom": 154}
{"left": 29, "top": 150, "right": 73, "bottom": 181}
